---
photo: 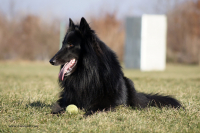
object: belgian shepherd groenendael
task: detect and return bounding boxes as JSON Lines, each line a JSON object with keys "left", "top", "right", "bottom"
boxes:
{"left": 49, "top": 17, "right": 181, "bottom": 115}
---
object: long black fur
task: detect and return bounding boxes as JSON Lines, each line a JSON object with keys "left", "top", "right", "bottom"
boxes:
{"left": 49, "top": 17, "right": 181, "bottom": 116}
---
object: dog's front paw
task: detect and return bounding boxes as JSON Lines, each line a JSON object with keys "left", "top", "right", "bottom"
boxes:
{"left": 51, "top": 102, "right": 65, "bottom": 114}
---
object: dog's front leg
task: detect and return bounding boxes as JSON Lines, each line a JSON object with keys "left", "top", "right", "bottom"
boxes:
{"left": 51, "top": 94, "right": 69, "bottom": 114}
{"left": 51, "top": 102, "right": 65, "bottom": 114}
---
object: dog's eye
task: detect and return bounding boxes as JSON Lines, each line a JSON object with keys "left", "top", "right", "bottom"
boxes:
{"left": 66, "top": 44, "right": 74, "bottom": 48}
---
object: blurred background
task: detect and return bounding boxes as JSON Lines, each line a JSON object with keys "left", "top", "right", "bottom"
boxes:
{"left": 0, "top": 0, "right": 199, "bottom": 64}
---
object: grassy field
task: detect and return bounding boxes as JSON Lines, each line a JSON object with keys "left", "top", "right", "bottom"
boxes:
{"left": 0, "top": 61, "right": 200, "bottom": 132}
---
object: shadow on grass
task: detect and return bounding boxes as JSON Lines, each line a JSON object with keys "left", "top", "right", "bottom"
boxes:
{"left": 27, "top": 101, "right": 52, "bottom": 109}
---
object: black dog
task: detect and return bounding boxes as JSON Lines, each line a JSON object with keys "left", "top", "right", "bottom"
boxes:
{"left": 49, "top": 17, "right": 181, "bottom": 115}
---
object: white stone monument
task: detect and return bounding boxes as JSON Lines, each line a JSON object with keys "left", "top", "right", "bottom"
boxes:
{"left": 124, "top": 15, "right": 167, "bottom": 71}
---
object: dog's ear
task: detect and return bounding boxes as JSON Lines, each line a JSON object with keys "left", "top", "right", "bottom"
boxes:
{"left": 69, "top": 18, "right": 75, "bottom": 29}
{"left": 79, "top": 17, "right": 90, "bottom": 35}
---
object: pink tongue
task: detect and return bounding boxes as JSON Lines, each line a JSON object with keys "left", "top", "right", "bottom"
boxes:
{"left": 58, "top": 59, "right": 75, "bottom": 81}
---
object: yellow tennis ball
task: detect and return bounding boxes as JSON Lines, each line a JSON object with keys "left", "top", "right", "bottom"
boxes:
{"left": 66, "top": 104, "right": 78, "bottom": 114}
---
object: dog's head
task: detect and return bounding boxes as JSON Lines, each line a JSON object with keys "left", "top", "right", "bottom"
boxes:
{"left": 49, "top": 17, "right": 90, "bottom": 80}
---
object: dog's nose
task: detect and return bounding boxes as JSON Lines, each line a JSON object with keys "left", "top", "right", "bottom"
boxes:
{"left": 49, "top": 59, "right": 56, "bottom": 65}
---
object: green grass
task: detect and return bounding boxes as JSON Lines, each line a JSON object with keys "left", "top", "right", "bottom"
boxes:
{"left": 0, "top": 62, "right": 200, "bottom": 132}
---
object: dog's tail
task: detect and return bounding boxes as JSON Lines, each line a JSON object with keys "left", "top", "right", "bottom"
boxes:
{"left": 123, "top": 77, "right": 182, "bottom": 109}
{"left": 139, "top": 93, "right": 181, "bottom": 108}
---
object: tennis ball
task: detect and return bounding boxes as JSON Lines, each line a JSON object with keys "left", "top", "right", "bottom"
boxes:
{"left": 66, "top": 104, "right": 78, "bottom": 114}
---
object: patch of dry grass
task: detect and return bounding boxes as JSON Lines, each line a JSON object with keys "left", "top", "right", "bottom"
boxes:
{"left": 0, "top": 62, "right": 200, "bottom": 132}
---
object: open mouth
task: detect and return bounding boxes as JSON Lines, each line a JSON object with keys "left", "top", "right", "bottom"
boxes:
{"left": 58, "top": 59, "right": 77, "bottom": 81}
